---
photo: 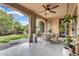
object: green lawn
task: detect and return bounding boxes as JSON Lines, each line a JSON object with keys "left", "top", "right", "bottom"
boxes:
{"left": 0, "top": 34, "right": 29, "bottom": 44}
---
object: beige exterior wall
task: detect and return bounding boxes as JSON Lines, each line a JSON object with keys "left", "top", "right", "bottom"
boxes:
{"left": 47, "top": 22, "right": 52, "bottom": 32}
{"left": 36, "top": 17, "right": 60, "bottom": 34}
{"left": 49, "top": 17, "right": 59, "bottom": 35}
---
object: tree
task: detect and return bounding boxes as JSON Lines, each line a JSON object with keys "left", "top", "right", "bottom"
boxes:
{"left": 13, "top": 21, "right": 23, "bottom": 34}
{"left": 0, "top": 10, "right": 14, "bottom": 35}
{"left": 23, "top": 24, "right": 29, "bottom": 33}
{"left": 0, "top": 9, "right": 29, "bottom": 35}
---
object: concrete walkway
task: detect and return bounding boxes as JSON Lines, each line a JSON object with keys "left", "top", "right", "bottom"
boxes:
{"left": 0, "top": 40, "right": 64, "bottom": 56}
{"left": 0, "top": 38, "right": 28, "bottom": 50}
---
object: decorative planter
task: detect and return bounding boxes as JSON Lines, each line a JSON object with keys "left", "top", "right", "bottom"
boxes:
{"left": 75, "top": 40, "right": 79, "bottom": 55}
{"left": 63, "top": 47, "right": 72, "bottom": 56}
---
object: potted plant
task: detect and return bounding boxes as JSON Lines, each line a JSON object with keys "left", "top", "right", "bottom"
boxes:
{"left": 64, "top": 35, "right": 73, "bottom": 46}
{"left": 61, "top": 15, "right": 77, "bottom": 46}
{"left": 62, "top": 15, "right": 77, "bottom": 56}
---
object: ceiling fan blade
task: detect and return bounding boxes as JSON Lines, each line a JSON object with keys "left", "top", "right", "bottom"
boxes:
{"left": 39, "top": 10, "right": 47, "bottom": 13}
{"left": 50, "top": 10, "right": 56, "bottom": 13}
{"left": 47, "top": 4, "right": 50, "bottom": 7}
{"left": 51, "top": 5, "right": 59, "bottom": 9}
{"left": 42, "top": 5, "right": 47, "bottom": 10}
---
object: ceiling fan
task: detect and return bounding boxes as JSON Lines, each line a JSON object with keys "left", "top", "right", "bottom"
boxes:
{"left": 39, "top": 4, "right": 59, "bottom": 15}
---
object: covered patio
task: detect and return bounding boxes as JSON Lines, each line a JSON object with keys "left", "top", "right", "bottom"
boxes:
{"left": 0, "top": 41, "right": 63, "bottom": 56}
{"left": 0, "top": 3, "right": 78, "bottom": 56}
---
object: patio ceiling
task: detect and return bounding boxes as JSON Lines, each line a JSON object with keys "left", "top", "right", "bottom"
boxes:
{"left": 19, "top": 3, "right": 76, "bottom": 19}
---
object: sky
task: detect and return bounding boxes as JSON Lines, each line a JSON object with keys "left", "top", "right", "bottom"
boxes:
{"left": 0, "top": 5, "right": 29, "bottom": 25}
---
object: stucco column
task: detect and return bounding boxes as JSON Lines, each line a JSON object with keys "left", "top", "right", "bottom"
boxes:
{"left": 29, "top": 14, "right": 36, "bottom": 43}
{"left": 45, "top": 20, "right": 47, "bottom": 33}
{"left": 69, "top": 20, "right": 73, "bottom": 36}
{"left": 77, "top": 4, "right": 79, "bottom": 35}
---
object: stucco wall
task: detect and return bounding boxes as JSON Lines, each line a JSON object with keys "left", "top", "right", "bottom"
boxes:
{"left": 77, "top": 4, "right": 79, "bottom": 35}
{"left": 49, "top": 17, "right": 59, "bottom": 34}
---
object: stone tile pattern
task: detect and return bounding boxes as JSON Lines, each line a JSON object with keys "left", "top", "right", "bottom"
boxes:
{"left": 0, "top": 40, "right": 64, "bottom": 56}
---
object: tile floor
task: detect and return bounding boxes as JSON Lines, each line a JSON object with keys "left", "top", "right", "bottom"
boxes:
{"left": 0, "top": 39, "right": 64, "bottom": 56}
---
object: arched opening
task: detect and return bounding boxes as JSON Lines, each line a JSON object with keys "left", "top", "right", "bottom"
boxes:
{"left": 0, "top": 4, "right": 30, "bottom": 46}
{"left": 38, "top": 21, "right": 45, "bottom": 33}
{"left": 36, "top": 18, "right": 46, "bottom": 33}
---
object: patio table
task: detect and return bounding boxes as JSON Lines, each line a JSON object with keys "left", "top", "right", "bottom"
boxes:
{"left": 42, "top": 33, "right": 53, "bottom": 41}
